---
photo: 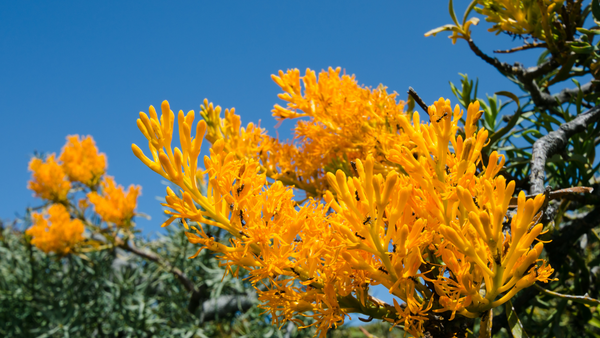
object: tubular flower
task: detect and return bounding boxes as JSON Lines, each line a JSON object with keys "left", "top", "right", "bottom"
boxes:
{"left": 134, "top": 73, "right": 553, "bottom": 337}
{"left": 59, "top": 135, "right": 107, "bottom": 186}
{"left": 88, "top": 176, "right": 140, "bottom": 227}
{"left": 28, "top": 154, "right": 71, "bottom": 202}
{"left": 199, "top": 67, "right": 411, "bottom": 197}
{"left": 26, "top": 204, "right": 84, "bottom": 255}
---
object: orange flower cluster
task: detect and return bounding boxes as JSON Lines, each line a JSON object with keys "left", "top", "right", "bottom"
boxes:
{"left": 26, "top": 204, "right": 84, "bottom": 256}
{"left": 28, "top": 135, "right": 107, "bottom": 202}
{"left": 133, "top": 69, "right": 554, "bottom": 337}
{"left": 88, "top": 176, "right": 140, "bottom": 228}
{"left": 200, "top": 67, "right": 408, "bottom": 197}
{"left": 59, "top": 135, "right": 107, "bottom": 186}
{"left": 28, "top": 154, "right": 71, "bottom": 202}
{"left": 27, "top": 135, "right": 140, "bottom": 255}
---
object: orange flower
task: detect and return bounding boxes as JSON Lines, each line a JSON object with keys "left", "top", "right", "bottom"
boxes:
{"left": 59, "top": 135, "right": 106, "bottom": 186}
{"left": 28, "top": 154, "right": 71, "bottom": 202}
{"left": 199, "top": 68, "right": 410, "bottom": 197}
{"left": 133, "top": 74, "right": 554, "bottom": 337}
{"left": 88, "top": 176, "right": 140, "bottom": 227}
{"left": 26, "top": 204, "right": 84, "bottom": 255}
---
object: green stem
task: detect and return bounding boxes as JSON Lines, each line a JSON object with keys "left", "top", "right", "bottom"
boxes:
{"left": 533, "top": 283, "right": 600, "bottom": 306}
{"left": 478, "top": 309, "right": 493, "bottom": 338}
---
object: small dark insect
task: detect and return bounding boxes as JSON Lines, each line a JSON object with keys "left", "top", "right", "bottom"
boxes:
{"left": 350, "top": 161, "right": 358, "bottom": 175}
{"left": 502, "top": 240, "right": 510, "bottom": 257}
{"left": 355, "top": 191, "right": 360, "bottom": 201}
{"left": 290, "top": 267, "right": 301, "bottom": 276}
{"left": 355, "top": 232, "right": 366, "bottom": 240}
{"left": 436, "top": 112, "right": 448, "bottom": 123}
{"left": 259, "top": 149, "right": 263, "bottom": 156}
{"left": 473, "top": 198, "right": 479, "bottom": 208}
{"left": 229, "top": 203, "right": 234, "bottom": 210}
{"left": 363, "top": 216, "right": 371, "bottom": 225}
{"left": 378, "top": 266, "right": 389, "bottom": 274}
{"left": 239, "top": 210, "right": 246, "bottom": 226}
{"left": 237, "top": 184, "right": 245, "bottom": 196}
{"left": 445, "top": 165, "right": 450, "bottom": 174}
{"left": 294, "top": 238, "right": 303, "bottom": 243}
{"left": 392, "top": 244, "right": 397, "bottom": 253}
{"left": 494, "top": 254, "right": 501, "bottom": 265}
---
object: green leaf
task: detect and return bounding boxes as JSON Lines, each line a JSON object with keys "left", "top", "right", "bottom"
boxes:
{"left": 462, "top": 0, "right": 478, "bottom": 25}
{"left": 425, "top": 24, "right": 459, "bottom": 37}
{"left": 593, "top": 0, "right": 600, "bottom": 22}
{"left": 577, "top": 27, "right": 600, "bottom": 35}
{"left": 550, "top": 54, "right": 579, "bottom": 84}
{"left": 569, "top": 41, "right": 594, "bottom": 54}
{"left": 487, "top": 108, "right": 523, "bottom": 147}
{"left": 449, "top": 0, "right": 460, "bottom": 26}
{"left": 506, "top": 300, "right": 530, "bottom": 338}
{"left": 495, "top": 91, "right": 520, "bottom": 109}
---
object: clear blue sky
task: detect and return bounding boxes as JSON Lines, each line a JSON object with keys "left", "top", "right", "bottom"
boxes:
{"left": 1, "top": 1, "right": 538, "bottom": 233}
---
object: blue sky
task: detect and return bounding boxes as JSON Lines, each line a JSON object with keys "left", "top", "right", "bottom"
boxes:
{"left": 1, "top": 1, "right": 542, "bottom": 233}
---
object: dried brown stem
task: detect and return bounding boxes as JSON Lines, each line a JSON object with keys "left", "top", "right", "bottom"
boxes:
{"left": 494, "top": 42, "right": 548, "bottom": 54}
{"left": 508, "top": 186, "right": 594, "bottom": 207}
{"left": 408, "top": 87, "right": 430, "bottom": 116}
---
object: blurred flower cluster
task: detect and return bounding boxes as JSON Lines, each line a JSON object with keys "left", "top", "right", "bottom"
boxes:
{"left": 26, "top": 135, "right": 140, "bottom": 255}
{"left": 425, "top": 0, "right": 585, "bottom": 57}
{"left": 133, "top": 68, "right": 554, "bottom": 337}
{"left": 475, "top": 0, "right": 564, "bottom": 39}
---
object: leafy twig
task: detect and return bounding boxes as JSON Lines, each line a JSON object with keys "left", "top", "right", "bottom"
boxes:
{"left": 494, "top": 42, "right": 548, "bottom": 54}
{"left": 533, "top": 283, "right": 600, "bottom": 307}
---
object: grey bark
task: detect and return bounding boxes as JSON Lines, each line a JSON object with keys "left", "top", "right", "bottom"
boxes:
{"left": 529, "top": 105, "right": 600, "bottom": 195}
{"left": 200, "top": 292, "right": 258, "bottom": 322}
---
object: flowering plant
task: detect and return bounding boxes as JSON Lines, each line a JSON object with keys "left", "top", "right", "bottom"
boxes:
{"left": 133, "top": 68, "right": 555, "bottom": 337}
{"left": 26, "top": 135, "right": 140, "bottom": 255}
